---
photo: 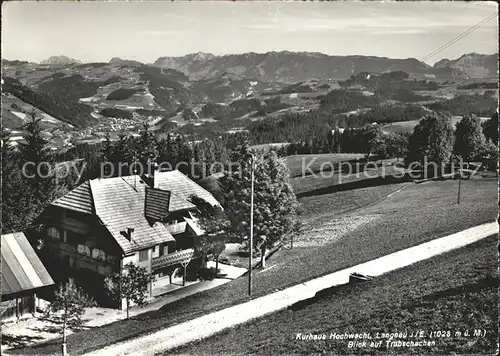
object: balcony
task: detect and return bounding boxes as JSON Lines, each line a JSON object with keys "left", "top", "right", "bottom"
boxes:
{"left": 151, "top": 248, "right": 195, "bottom": 270}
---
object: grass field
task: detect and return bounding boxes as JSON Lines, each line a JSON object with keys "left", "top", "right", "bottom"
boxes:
{"left": 299, "top": 182, "right": 406, "bottom": 219}
{"left": 283, "top": 153, "right": 366, "bottom": 178}
{"left": 170, "top": 234, "right": 498, "bottom": 355}
{"left": 10, "top": 177, "right": 496, "bottom": 356}
{"left": 288, "top": 157, "right": 401, "bottom": 196}
{"left": 1, "top": 94, "right": 67, "bottom": 130}
{"left": 381, "top": 116, "right": 490, "bottom": 134}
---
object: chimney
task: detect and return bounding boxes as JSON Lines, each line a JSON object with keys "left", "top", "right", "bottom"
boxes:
{"left": 143, "top": 162, "right": 159, "bottom": 188}
{"left": 121, "top": 228, "right": 135, "bottom": 241}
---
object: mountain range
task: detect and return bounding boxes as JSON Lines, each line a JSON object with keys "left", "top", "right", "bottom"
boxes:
{"left": 154, "top": 51, "right": 435, "bottom": 82}
{"left": 1, "top": 51, "right": 497, "bottom": 130}
{"left": 4, "top": 51, "right": 498, "bottom": 83}
{"left": 154, "top": 51, "right": 498, "bottom": 82}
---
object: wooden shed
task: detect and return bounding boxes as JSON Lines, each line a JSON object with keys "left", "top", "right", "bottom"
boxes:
{"left": 1, "top": 232, "right": 55, "bottom": 320}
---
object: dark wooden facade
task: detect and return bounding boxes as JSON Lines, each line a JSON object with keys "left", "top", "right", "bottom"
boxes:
{"left": 35, "top": 206, "right": 123, "bottom": 307}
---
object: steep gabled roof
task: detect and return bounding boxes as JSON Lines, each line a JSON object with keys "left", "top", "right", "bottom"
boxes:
{"left": 90, "top": 176, "right": 175, "bottom": 255}
{"left": 52, "top": 181, "right": 94, "bottom": 214}
{"left": 154, "top": 170, "right": 220, "bottom": 210}
{"left": 2, "top": 232, "right": 54, "bottom": 297}
{"left": 50, "top": 170, "right": 219, "bottom": 254}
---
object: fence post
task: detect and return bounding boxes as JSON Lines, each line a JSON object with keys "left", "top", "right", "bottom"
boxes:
{"left": 15, "top": 297, "right": 19, "bottom": 321}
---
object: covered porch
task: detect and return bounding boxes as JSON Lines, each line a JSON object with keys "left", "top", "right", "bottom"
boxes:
{"left": 150, "top": 248, "right": 195, "bottom": 297}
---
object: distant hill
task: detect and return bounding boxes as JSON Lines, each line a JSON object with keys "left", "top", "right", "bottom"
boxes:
{"left": 1, "top": 59, "right": 32, "bottom": 66}
{"left": 109, "top": 57, "right": 144, "bottom": 67}
{"left": 191, "top": 71, "right": 269, "bottom": 102}
{"left": 2, "top": 76, "right": 96, "bottom": 128}
{"left": 154, "top": 51, "right": 434, "bottom": 82}
{"left": 154, "top": 52, "right": 216, "bottom": 74}
{"left": 40, "top": 55, "right": 82, "bottom": 65}
{"left": 1, "top": 62, "right": 187, "bottom": 123}
{"left": 433, "top": 53, "right": 498, "bottom": 79}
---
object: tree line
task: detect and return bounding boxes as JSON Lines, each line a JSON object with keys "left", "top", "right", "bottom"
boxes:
{"left": 1, "top": 115, "right": 248, "bottom": 234}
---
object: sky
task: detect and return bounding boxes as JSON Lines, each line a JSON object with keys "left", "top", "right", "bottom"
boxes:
{"left": 2, "top": 1, "right": 498, "bottom": 65}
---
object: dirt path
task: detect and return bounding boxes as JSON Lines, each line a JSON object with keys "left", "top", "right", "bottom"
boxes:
{"left": 83, "top": 222, "right": 498, "bottom": 356}
{"left": 1, "top": 263, "right": 246, "bottom": 353}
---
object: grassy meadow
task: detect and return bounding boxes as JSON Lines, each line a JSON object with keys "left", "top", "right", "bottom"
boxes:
{"left": 282, "top": 153, "right": 366, "bottom": 178}
{"left": 170, "top": 234, "right": 498, "bottom": 355}
{"left": 381, "top": 116, "right": 490, "bottom": 134}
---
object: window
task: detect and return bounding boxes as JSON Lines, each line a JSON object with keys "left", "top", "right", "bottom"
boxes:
{"left": 139, "top": 249, "right": 149, "bottom": 262}
{"left": 92, "top": 248, "right": 107, "bottom": 262}
{"left": 47, "top": 227, "right": 60, "bottom": 240}
{"left": 77, "top": 244, "right": 91, "bottom": 257}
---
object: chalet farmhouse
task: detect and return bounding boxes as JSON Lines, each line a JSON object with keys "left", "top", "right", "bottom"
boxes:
{"left": 35, "top": 170, "right": 220, "bottom": 308}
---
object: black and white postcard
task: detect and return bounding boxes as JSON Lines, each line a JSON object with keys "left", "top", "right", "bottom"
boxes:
{"left": 1, "top": 1, "right": 498, "bottom": 355}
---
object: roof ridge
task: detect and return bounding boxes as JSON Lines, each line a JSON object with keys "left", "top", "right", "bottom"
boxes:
{"left": 87, "top": 180, "right": 96, "bottom": 215}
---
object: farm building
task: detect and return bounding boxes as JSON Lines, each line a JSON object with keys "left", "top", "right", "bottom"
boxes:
{"left": 1, "top": 232, "right": 54, "bottom": 321}
{"left": 32, "top": 170, "right": 220, "bottom": 309}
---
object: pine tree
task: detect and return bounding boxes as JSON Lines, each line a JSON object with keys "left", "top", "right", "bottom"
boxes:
{"left": 99, "top": 132, "right": 114, "bottom": 177}
{"left": 111, "top": 133, "right": 133, "bottom": 176}
{"left": 16, "top": 112, "right": 68, "bottom": 230}
{"left": 1, "top": 127, "right": 26, "bottom": 233}
{"left": 136, "top": 122, "right": 159, "bottom": 174}
{"left": 101, "top": 132, "right": 113, "bottom": 162}
{"left": 19, "top": 111, "right": 52, "bottom": 178}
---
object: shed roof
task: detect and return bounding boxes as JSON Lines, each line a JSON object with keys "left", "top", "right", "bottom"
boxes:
{"left": 184, "top": 217, "right": 205, "bottom": 237}
{"left": 2, "top": 232, "right": 54, "bottom": 296}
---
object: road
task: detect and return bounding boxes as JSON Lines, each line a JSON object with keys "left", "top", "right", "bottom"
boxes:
{"left": 84, "top": 222, "right": 498, "bottom": 356}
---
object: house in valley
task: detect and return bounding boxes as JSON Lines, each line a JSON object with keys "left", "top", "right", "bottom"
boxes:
{"left": 33, "top": 170, "right": 220, "bottom": 308}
